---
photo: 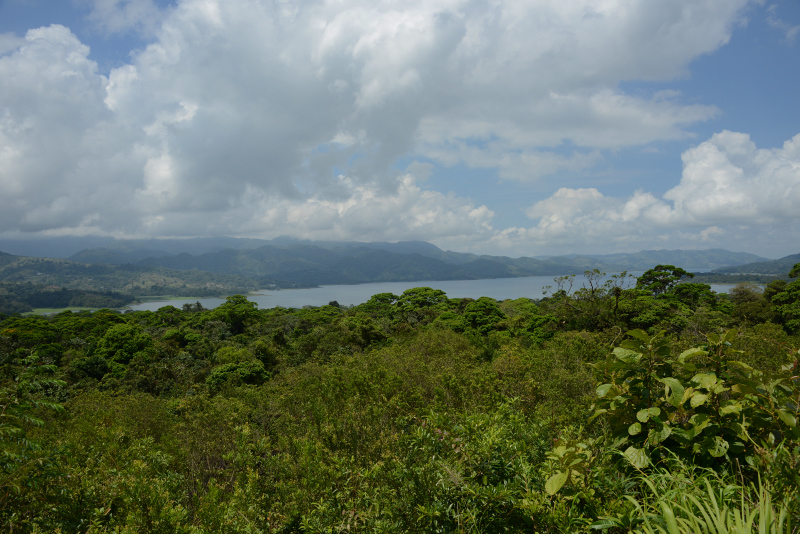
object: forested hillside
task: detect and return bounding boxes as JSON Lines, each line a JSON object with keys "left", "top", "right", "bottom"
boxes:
{"left": 1, "top": 264, "right": 798, "bottom": 532}
{"left": 0, "top": 252, "right": 261, "bottom": 308}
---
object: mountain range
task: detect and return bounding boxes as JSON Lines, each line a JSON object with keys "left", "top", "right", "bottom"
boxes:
{"left": 65, "top": 239, "right": 772, "bottom": 284}
{"left": 1, "top": 237, "right": 774, "bottom": 289}
{"left": 2, "top": 239, "right": 795, "bottom": 314}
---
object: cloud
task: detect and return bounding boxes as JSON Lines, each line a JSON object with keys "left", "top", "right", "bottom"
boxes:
{"left": 766, "top": 4, "right": 800, "bottom": 43}
{"left": 0, "top": 32, "right": 26, "bottom": 55}
{"left": 502, "top": 131, "right": 800, "bottom": 255}
{"left": 0, "top": 0, "right": 763, "bottom": 250}
{"left": 80, "top": 0, "right": 170, "bottom": 37}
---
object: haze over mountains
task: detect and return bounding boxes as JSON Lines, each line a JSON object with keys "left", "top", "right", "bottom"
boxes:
{"left": 0, "top": 236, "right": 774, "bottom": 289}
{"left": 2, "top": 236, "right": 797, "bottom": 315}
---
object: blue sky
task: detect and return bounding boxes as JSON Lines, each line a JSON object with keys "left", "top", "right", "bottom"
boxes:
{"left": 1, "top": 0, "right": 799, "bottom": 258}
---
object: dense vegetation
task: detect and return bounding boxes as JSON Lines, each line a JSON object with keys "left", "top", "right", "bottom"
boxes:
{"left": 0, "top": 253, "right": 260, "bottom": 305}
{"left": 0, "top": 282, "right": 134, "bottom": 315}
{"left": 1, "top": 264, "right": 798, "bottom": 532}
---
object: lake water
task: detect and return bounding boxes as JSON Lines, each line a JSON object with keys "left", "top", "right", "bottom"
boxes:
{"left": 127, "top": 274, "right": 736, "bottom": 311}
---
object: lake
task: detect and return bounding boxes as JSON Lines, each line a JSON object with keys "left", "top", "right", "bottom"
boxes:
{"left": 127, "top": 274, "right": 737, "bottom": 311}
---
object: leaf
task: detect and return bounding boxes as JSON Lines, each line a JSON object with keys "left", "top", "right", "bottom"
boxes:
{"left": 596, "top": 383, "right": 618, "bottom": 398}
{"left": 690, "top": 393, "right": 709, "bottom": 408}
{"left": 624, "top": 446, "right": 650, "bottom": 469}
{"left": 670, "top": 427, "right": 691, "bottom": 444}
{"left": 727, "top": 360, "right": 754, "bottom": 372}
{"left": 731, "top": 383, "right": 758, "bottom": 396}
{"left": 690, "top": 413, "right": 711, "bottom": 435}
{"left": 708, "top": 436, "right": 729, "bottom": 458}
{"left": 613, "top": 347, "right": 641, "bottom": 364}
{"left": 627, "top": 329, "right": 651, "bottom": 344}
{"left": 728, "top": 422, "right": 750, "bottom": 441}
{"left": 692, "top": 373, "right": 717, "bottom": 389}
{"left": 628, "top": 422, "right": 642, "bottom": 435}
{"left": 723, "top": 329, "right": 738, "bottom": 343}
{"left": 637, "top": 407, "right": 660, "bottom": 422}
{"left": 678, "top": 348, "right": 707, "bottom": 363}
{"left": 648, "top": 425, "right": 671, "bottom": 445}
{"left": 719, "top": 402, "right": 742, "bottom": 416}
{"left": 778, "top": 410, "right": 797, "bottom": 428}
{"left": 659, "top": 377, "right": 685, "bottom": 407}
{"left": 545, "top": 471, "right": 569, "bottom": 496}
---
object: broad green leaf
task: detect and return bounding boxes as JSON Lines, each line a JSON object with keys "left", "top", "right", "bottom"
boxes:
{"left": 729, "top": 422, "right": 749, "bottom": 441}
{"left": 723, "top": 329, "right": 738, "bottom": 343}
{"left": 690, "top": 413, "right": 711, "bottom": 434}
{"left": 545, "top": 471, "right": 569, "bottom": 495}
{"left": 690, "top": 393, "right": 709, "bottom": 408}
{"left": 670, "top": 427, "right": 691, "bottom": 444}
{"left": 719, "top": 402, "right": 742, "bottom": 416}
{"left": 613, "top": 347, "right": 642, "bottom": 364}
{"left": 778, "top": 410, "right": 797, "bottom": 428}
{"left": 681, "top": 386, "right": 695, "bottom": 404}
{"left": 624, "top": 446, "right": 650, "bottom": 469}
{"left": 628, "top": 422, "right": 642, "bottom": 435}
{"left": 627, "top": 329, "right": 651, "bottom": 344}
{"left": 659, "top": 377, "right": 685, "bottom": 407}
{"left": 710, "top": 382, "right": 730, "bottom": 395}
{"left": 648, "top": 425, "right": 671, "bottom": 445}
{"left": 727, "top": 360, "right": 754, "bottom": 372}
{"left": 692, "top": 373, "right": 717, "bottom": 389}
{"left": 706, "top": 333, "right": 720, "bottom": 345}
{"left": 731, "top": 383, "right": 758, "bottom": 396}
{"left": 596, "top": 383, "right": 618, "bottom": 398}
{"left": 637, "top": 407, "right": 661, "bottom": 422}
{"left": 678, "top": 348, "right": 707, "bottom": 363}
{"left": 708, "top": 436, "right": 729, "bottom": 458}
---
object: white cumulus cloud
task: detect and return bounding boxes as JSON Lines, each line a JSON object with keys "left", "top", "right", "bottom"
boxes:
{"left": 0, "top": 0, "right": 771, "bottom": 252}
{"left": 503, "top": 131, "right": 800, "bottom": 255}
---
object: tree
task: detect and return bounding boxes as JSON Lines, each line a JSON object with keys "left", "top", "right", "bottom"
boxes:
{"left": 462, "top": 297, "right": 507, "bottom": 335}
{"left": 95, "top": 323, "right": 153, "bottom": 364}
{"left": 210, "top": 295, "right": 259, "bottom": 335}
{"left": 769, "top": 263, "right": 800, "bottom": 333}
{"left": 636, "top": 265, "right": 693, "bottom": 296}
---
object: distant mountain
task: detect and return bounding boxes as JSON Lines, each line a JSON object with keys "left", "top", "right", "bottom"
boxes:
{"left": 70, "top": 247, "right": 173, "bottom": 264}
{"left": 568, "top": 249, "right": 770, "bottom": 271}
{"left": 713, "top": 253, "right": 800, "bottom": 276}
{"left": 132, "top": 244, "right": 598, "bottom": 285}
{"left": 0, "top": 236, "right": 276, "bottom": 259}
{"left": 0, "top": 252, "right": 260, "bottom": 297}
{"left": 1, "top": 238, "right": 779, "bottom": 298}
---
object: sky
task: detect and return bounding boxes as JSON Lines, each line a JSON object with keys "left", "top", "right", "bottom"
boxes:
{"left": 0, "top": 0, "right": 799, "bottom": 259}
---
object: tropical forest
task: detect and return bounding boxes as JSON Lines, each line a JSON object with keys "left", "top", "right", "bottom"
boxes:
{"left": 1, "top": 263, "right": 799, "bottom": 533}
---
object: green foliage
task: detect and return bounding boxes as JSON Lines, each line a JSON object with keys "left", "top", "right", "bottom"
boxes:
{"left": 637, "top": 265, "right": 694, "bottom": 296}
{"left": 593, "top": 329, "right": 800, "bottom": 473}
{"left": 95, "top": 322, "right": 153, "bottom": 364}
{"left": 0, "top": 267, "right": 798, "bottom": 531}
{"left": 206, "top": 361, "right": 269, "bottom": 392}
{"left": 629, "top": 468, "right": 791, "bottom": 534}
{"left": 210, "top": 294, "right": 260, "bottom": 335}
{"left": 0, "top": 355, "right": 66, "bottom": 527}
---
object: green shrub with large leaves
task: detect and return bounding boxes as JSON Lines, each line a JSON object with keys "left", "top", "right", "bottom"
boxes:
{"left": 593, "top": 329, "right": 799, "bottom": 473}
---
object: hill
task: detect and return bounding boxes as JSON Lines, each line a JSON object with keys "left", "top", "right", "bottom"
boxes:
{"left": 0, "top": 252, "right": 261, "bottom": 300}
{"left": 570, "top": 248, "right": 769, "bottom": 270}
{"left": 713, "top": 253, "right": 800, "bottom": 275}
